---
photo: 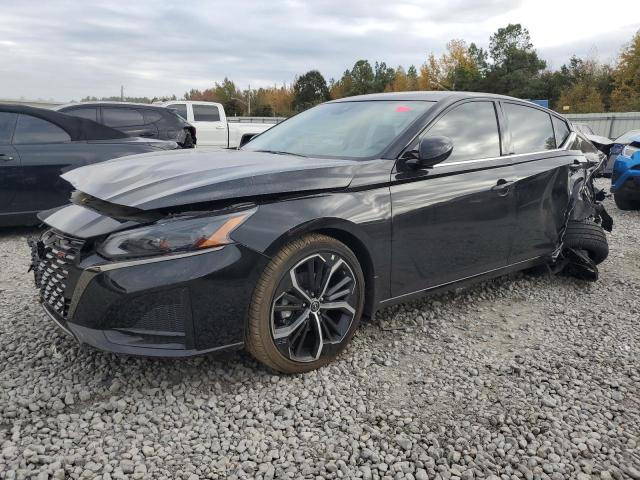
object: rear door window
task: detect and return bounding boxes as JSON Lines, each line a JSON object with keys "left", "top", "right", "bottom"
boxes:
{"left": 193, "top": 104, "right": 221, "bottom": 122}
{"left": 422, "top": 101, "right": 501, "bottom": 163}
{"left": 13, "top": 115, "right": 71, "bottom": 144}
{"left": 167, "top": 104, "right": 188, "bottom": 120}
{"left": 504, "top": 103, "right": 555, "bottom": 153}
{"left": 552, "top": 116, "right": 570, "bottom": 147}
{"left": 102, "top": 107, "right": 145, "bottom": 127}
{"left": 0, "top": 112, "right": 17, "bottom": 144}
{"left": 64, "top": 107, "right": 98, "bottom": 122}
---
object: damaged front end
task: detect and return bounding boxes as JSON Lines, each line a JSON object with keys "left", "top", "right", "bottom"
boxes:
{"left": 550, "top": 149, "right": 613, "bottom": 281}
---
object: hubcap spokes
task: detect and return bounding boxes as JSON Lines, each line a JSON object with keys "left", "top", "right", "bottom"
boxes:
{"left": 271, "top": 253, "right": 357, "bottom": 363}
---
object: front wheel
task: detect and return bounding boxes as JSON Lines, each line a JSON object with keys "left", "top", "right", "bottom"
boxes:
{"left": 246, "top": 234, "right": 365, "bottom": 373}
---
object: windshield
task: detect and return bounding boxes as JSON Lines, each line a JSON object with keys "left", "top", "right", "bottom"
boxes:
{"left": 615, "top": 130, "right": 640, "bottom": 143}
{"left": 243, "top": 100, "right": 433, "bottom": 159}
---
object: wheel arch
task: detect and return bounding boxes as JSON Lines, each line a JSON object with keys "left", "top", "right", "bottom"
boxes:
{"left": 263, "top": 219, "right": 378, "bottom": 319}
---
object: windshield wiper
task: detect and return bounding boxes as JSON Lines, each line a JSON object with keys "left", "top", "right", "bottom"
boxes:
{"left": 254, "top": 149, "right": 307, "bottom": 158}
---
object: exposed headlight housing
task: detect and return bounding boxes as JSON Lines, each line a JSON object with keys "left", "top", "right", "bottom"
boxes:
{"left": 622, "top": 144, "right": 639, "bottom": 158}
{"left": 98, "top": 209, "right": 254, "bottom": 260}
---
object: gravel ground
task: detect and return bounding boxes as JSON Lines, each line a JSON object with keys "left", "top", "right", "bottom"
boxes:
{"left": 1, "top": 181, "right": 639, "bottom": 480}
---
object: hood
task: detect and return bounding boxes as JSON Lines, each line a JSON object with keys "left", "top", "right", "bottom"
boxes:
{"left": 585, "top": 133, "right": 614, "bottom": 156}
{"left": 61, "top": 149, "right": 358, "bottom": 210}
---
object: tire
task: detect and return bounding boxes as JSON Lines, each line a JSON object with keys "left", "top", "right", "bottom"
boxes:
{"left": 614, "top": 193, "right": 639, "bottom": 211}
{"left": 246, "top": 234, "right": 365, "bottom": 373}
{"left": 563, "top": 220, "right": 609, "bottom": 265}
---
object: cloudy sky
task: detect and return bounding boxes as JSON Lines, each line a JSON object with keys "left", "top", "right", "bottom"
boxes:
{"left": 1, "top": 0, "right": 638, "bottom": 101}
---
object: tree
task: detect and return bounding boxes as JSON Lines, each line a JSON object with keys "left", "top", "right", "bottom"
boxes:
{"left": 184, "top": 78, "right": 244, "bottom": 115}
{"left": 415, "top": 40, "right": 482, "bottom": 91}
{"left": 489, "top": 24, "right": 533, "bottom": 65}
{"left": 611, "top": 30, "right": 640, "bottom": 111}
{"left": 292, "top": 70, "right": 330, "bottom": 112}
{"left": 373, "top": 61, "right": 396, "bottom": 92}
{"left": 558, "top": 83, "right": 605, "bottom": 113}
{"left": 387, "top": 66, "right": 408, "bottom": 92}
{"left": 349, "top": 60, "right": 375, "bottom": 95}
{"left": 406, "top": 65, "right": 418, "bottom": 90}
{"left": 482, "top": 23, "right": 547, "bottom": 98}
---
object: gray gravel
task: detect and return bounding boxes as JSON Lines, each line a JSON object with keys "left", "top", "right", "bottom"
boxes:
{"left": 1, "top": 180, "right": 639, "bottom": 480}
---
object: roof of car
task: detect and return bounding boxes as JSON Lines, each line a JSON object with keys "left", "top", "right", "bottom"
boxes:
{"left": 0, "top": 104, "right": 128, "bottom": 141}
{"left": 329, "top": 90, "right": 550, "bottom": 105}
{"left": 56, "top": 101, "right": 166, "bottom": 110}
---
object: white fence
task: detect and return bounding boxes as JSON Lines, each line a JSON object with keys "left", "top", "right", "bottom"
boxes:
{"left": 565, "top": 112, "right": 640, "bottom": 139}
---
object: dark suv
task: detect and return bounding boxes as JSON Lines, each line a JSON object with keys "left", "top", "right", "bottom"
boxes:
{"left": 57, "top": 102, "right": 196, "bottom": 148}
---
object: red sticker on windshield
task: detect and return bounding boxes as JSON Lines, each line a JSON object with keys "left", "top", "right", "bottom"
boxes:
{"left": 396, "top": 106, "right": 412, "bottom": 112}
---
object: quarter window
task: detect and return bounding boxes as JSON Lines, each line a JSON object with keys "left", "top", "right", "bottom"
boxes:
{"left": 64, "top": 107, "right": 98, "bottom": 122}
{"left": 422, "top": 101, "right": 501, "bottom": 163}
{"left": 193, "top": 104, "right": 221, "bottom": 122}
{"left": 0, "top": 112, "right": 17, "bottom": 144}
{"left": 143, "top": 110, "right": 163, "bottom": 124}
{"left": 552, "top": 116, "right": 570, "bottom": 147}
{"left": 504, "top": 103, "right": 555, "bottom": 154}
{"left": 102, "top": 107, "right": 144, "bottom": 127}
{"left": 167, "top": 104, "right": 188, "bottom": 120}
{"left": 13, "top": 115, "right": 71, "bottom": 144}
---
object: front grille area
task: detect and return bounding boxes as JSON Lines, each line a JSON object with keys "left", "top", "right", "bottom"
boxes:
{"left": 30, "top": 230, "right": 84, "bottom": 320}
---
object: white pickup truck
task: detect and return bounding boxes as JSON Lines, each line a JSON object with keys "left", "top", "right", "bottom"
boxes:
{"left": 157, "top": 101, "right": 272, "bottom": 148}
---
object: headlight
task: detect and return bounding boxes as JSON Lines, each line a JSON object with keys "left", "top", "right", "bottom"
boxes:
{"left": 622, "top": 144, "right": 639, "bottom": 158}
{"left": 98, "top": 209, "right": 254, "bottom": 260}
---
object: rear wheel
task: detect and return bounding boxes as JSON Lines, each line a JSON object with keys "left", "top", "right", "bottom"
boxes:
{"left": 614, "top": 193, "right": 639, "bottom": 210}
{"left": 246, "top": 234, "right": 364, "bottom": 373}
{"left": 563, "top": 220, "right": 609, "bottom": 265}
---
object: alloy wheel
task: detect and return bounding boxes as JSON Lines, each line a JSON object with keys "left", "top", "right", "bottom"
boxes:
{"left": 270, "top": 252, "right": 358, "bottom": 363}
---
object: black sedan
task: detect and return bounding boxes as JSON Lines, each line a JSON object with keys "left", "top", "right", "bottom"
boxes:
{"left": 57, "top": 102, "right": 196, "bottom": 148}
{"left": 0, "top": 104, "right": 178, "bottom": 226}
{"left": 30, "top": 92, "right": 611, "bottom": 373}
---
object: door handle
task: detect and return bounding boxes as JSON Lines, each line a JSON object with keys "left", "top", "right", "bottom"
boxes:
{"left": 215, "top": 125, "right": 226, "bottom": 130}
{"left": 491, "top": 179, "right": 514, "bottom": 195}
{"left": 0, "top": 154, "right": 14, "bottom": 162}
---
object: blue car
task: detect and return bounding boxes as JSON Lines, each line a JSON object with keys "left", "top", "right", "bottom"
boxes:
{"left": 611, "top": 135, "right": 640, "bottom": 210}
{"left": 604, "top": 129, "right": 640, "bottom": 176}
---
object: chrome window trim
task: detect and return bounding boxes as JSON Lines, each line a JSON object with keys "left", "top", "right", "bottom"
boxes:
{"left": 432, "top": 132, "right": 576, "bottom": 168}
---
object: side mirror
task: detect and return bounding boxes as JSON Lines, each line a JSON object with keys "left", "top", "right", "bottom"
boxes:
{"left": 407, "top": 136, "right": 453, "bottom": 168}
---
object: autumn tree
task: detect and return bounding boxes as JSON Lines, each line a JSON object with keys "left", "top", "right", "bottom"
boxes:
{"left": 387, "top": 66, "right": 408, "bottom": 92}
{"left": 611, "top": 30, "right": 640, "bottom": 111}
{"left": 184, "top": 78, "right": 245, "bottom": 115}
{"left": 554, "top": 56, "right": 611, "bottom": 112}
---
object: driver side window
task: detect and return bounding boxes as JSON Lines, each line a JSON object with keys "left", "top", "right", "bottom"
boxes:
{"left": 421, "top": 101, "right": 501, "bottom": 163}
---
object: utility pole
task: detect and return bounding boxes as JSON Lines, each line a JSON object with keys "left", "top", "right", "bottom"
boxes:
{"left": 247, "top": 84, "right": 251, "bottom": 116}
{"left": 120, "top": 85, "right": 124, "bottom": 102}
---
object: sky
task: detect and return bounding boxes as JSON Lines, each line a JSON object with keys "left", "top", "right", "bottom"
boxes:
{"left": 0, "top": 0, "right": 638, "bottom": 102}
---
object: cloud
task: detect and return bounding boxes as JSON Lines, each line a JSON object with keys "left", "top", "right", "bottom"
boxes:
{"left": 0, "top": 0, "right": 635, "bottom": 101}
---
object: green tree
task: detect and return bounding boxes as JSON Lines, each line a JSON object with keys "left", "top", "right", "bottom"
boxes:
{"left": 349, "top": 60, "right": 375, "bottom": 95}
{"left": 611, "top": 30, "right": 640, "bottom": 111}
{"left": 292, "top": 70, "right": 330, "bottom": 112}
{"left": 482, "top": 23, "right": 547, "bottom": 98}
{"left": 406, "top": 65, "right": 418, "bottom": 90}
{"left": 373, "top": 61, "right": 396, "bottom": 92}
